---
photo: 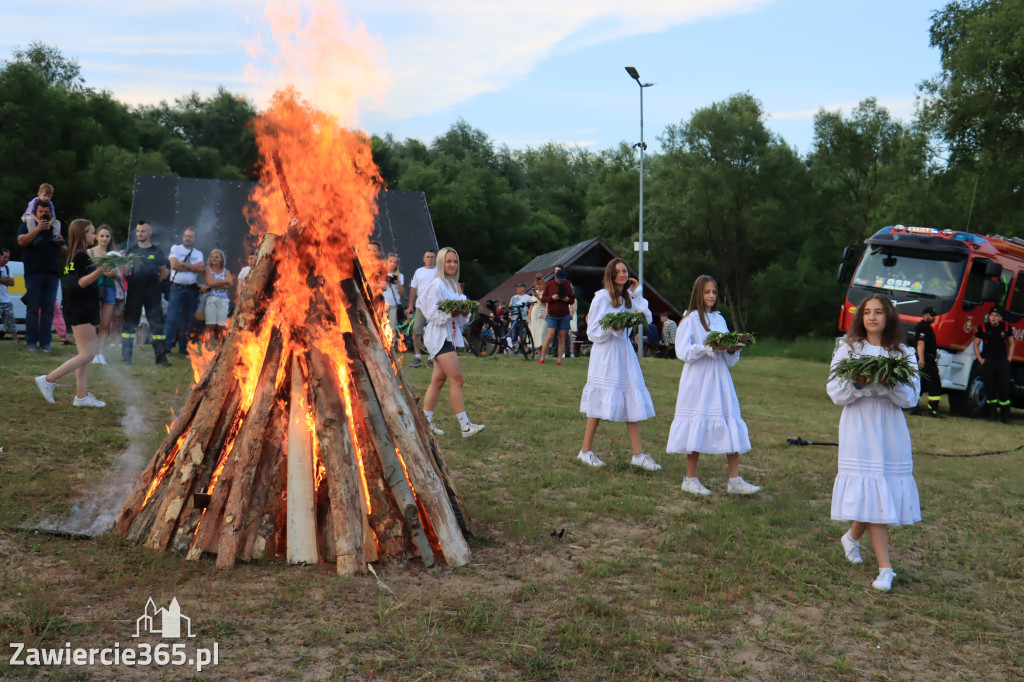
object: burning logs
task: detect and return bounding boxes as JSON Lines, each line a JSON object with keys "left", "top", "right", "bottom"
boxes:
{"left": 114, "top": 234, "right": 473, "bottom": 574}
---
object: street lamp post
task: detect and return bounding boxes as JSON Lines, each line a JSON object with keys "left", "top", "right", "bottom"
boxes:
{"left": 625, "top": 66, "right": 654, "bottom": 357}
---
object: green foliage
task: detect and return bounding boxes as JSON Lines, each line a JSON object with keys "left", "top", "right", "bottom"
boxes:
{"left": 828, "top": 354, "right": 922, "bottom": 387}
{"left": 599, "top": 311, "right": 647, "bottom": 331}
{"left": 922, "top": 0, "right": 1024, "bottom": 235}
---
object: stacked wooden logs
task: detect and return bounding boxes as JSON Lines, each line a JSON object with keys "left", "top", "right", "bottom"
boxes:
{"left": 113, "top": 234, "right": 473, "bottom": 574}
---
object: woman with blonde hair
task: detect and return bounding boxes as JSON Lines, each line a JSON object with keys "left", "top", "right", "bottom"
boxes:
{"left": 577, "top": 258, "right": 659, "bottom": 470}
{"left": 201, "top": 248, "right": 233, "bottom": 344}
{"left": 35, "top": 219, "right": 112, "bottom": 407}
{"left": 420, "top": 247, "right": 485, "bottom": 438}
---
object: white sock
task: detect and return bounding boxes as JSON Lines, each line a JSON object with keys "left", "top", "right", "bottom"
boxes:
{"left": 685, "top": 476, "right": 699, "bottom": 483}
{"left": 729, "top": 476, "right": 742, "bottom": 482}
{"left": 424, "top": 410, "right": 434, "bottom": 423}
{"left": 415, "top": 353, "right": 421, "bottom": 360}
{"left": 456, "top": 411, "right": 470, "bottom": 427}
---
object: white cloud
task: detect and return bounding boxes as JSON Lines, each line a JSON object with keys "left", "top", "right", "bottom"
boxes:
{"left": 348, "top": 0, "right": 773, "bottom": 119}
{"left": 770, "top": 95, "right": 918, "bottom": 122}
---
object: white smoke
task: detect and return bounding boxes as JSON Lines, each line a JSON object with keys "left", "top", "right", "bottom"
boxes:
{"left": 36, "top": 362, "right": 171, "bottom": 537}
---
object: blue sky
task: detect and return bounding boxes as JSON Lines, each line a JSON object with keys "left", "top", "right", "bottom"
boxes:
{"left": 1, "top": 0, "right": 945, "bottom": 155}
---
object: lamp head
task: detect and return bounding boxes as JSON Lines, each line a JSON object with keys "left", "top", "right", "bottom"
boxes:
{"left": 625, "top": 66, "right": 640, "bottom": 81}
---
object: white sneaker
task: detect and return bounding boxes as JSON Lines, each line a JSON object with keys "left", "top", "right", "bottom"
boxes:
{"left": 727, "top": 477, "right": 762, "bottom": 495}
{"left": 35, "top": 375, "right": 56, "bottom": 404}
{"left": 681, "top": 477, "right": 712, "bottom": 496}
{"left": 630, "top": 452, "right": 663, "bottom": 471}
{"left": 577, "top": 450, "right": 605, "bottom": 467}
{"left": 91, "top": 355, "right": 102, "bottom": 364}
{"left": 96, "top": 354, "right": 108, "bottom": 365}
{"left": 841, "top": 531, "right": 864, "bottom": 564}
{"left": 872, "top": 567, "right": 897, "bottom": 592}
{"left": 461, "top": 422, "right": 485, "bottom": 438}
{"left": 73, "top": 393, "right": 106, "bottom": 408}
{"left": 429, "top": 423, "right": 445, "bottom": 436}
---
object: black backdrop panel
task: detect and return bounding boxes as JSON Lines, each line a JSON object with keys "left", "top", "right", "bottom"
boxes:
{"left": 130, "top": 176, "right": 437, "bottom": 280}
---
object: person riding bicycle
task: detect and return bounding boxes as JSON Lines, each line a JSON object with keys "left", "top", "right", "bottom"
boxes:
{"left": 508, "top": 283, "right": 537, "bottom": 349}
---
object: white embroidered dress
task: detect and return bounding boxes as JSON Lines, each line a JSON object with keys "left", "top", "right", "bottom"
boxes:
{"left": 666, "top": 310, "right": 751, "bottom": 455}
{"left": 578, "top": 287, "right": 656, "bottom": 422}
{"left": 826, "top": 341, "right": 922, "bottom": 526}
{"left": 421, "top": 276, "right": 467, "bottom": 358}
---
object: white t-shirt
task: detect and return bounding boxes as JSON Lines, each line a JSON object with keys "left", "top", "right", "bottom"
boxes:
{"left": 237, "top": 265, "right": 251, "bottom": 287}
{"left": 0, "top": 264, "right": 10, "bottom": 303}
{"left": 169, "top": 244, "right": 205, "bottom": 286}
{"left": 509, "top": 293, "right": 536, "bottom": 320}
{"left": 409, "top": 266, "right": 437, "bottom": 310}
{"left": 382, "top": 272, "right": 405, "bottom": 306}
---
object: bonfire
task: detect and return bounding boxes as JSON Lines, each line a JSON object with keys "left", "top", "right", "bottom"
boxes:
{"left": 114, "top": 90, "right": 473, "bottom": 574}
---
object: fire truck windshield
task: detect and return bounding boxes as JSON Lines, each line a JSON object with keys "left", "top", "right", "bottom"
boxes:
{"left": 850, "top": 247, "right": 966, "bottom": 301}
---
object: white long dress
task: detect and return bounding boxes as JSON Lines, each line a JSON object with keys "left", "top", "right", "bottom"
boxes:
{"left": 579, "top": 288, "right": 656, "bottom": 422}
{"left": 826, "top": 341, "right": 922, "bottom": 526}
{"left": 666, "top": 310, "right": 751, "bottom": 455}
{"left": 420, "top": 276, "right": 467, "bottom": 358}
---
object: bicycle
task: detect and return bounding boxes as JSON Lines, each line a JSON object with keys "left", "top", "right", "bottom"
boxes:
{"left": 506, "top": 304, "right": 536, "bottom": 360}
{"left": 466, "top": 300, "right": 536, "bottom": 359}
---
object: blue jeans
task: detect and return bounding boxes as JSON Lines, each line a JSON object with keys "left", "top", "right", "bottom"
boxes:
{"left": 165, "top": 284, "right": 199, "bottom": 350}
{"left": 24, "top": 272, "right": 59, "bottom": 346}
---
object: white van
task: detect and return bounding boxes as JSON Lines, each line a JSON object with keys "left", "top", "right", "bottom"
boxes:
{"left": 2, "top": 260, "right": 29, "bottom": 334}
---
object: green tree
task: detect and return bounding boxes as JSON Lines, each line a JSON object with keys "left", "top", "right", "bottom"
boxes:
{"left": 648, "top": 94, "right": 807, "bottom": 330}
{"left": 921, "top": 0, "right": 1024, "bottom": 234}
{"left": 8, "top": 41, "right": 86, "bottom": 91}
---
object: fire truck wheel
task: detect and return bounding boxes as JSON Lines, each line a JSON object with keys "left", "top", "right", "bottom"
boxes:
{"left": 948, "top": 365, "right": 986, "bottom": 418}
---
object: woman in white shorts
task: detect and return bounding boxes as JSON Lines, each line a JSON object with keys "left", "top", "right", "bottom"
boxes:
{"left": 202, "top": 248, "right": 233, "bottom": 344}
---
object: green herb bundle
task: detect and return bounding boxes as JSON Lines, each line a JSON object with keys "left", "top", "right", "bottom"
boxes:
{"left": 704, "top": 330, "right": 757, "bottom": 348}
{"left": 437, "top": 299, "right": 480, "bottom": 315}
{"left": 828, "top": 354, "right": 922, "bottom": 388}
{"left": 599, "top": 311, "right": 648, "bottom": 330}
{"left": 91, "top": 252, "right": 143, "bottom": 270}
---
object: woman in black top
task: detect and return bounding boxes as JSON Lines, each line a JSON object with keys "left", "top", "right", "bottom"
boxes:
{"left": 973, "top": 308, "right": 1016, "bottom": 423}
{"left": 34, "top": 219, "right": 113, "bottom": 408}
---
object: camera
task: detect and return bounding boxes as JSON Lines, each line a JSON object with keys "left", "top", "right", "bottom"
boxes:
{"left": 39, "top": 212, "right": 51, "bottom": 222}
{"left": 387, "top": 274, "right": 398, "bottom": 284}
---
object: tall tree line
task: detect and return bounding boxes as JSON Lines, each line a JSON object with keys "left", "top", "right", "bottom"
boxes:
{"left": 3, "top": 0, "right": 1019, "bottom": 337}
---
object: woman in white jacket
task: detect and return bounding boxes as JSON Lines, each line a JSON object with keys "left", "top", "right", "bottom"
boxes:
{"left": 420, "top": 247, "right": 485, "bottom": 438}
{"left": 577, "top": 259, "right": 660, "bottom": 470}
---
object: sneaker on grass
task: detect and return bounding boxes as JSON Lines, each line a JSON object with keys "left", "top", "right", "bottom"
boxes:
{"left": 630, "top": 452, "right": 662, "bottom": 471}
{"left": 460, "top": 422, "right": 485, "bottom": 438}
{"left": 73, "top": 393, "right": 106, "bottom": 408}
{"left": 872, "top": 567, "right": 897, "bottom": 592}
{"left": 411, "top": 357, "right": 422, "bottom": 368}
{"left": 681, "top": 477, "right": 712, "bottom": 497}
{"left": 577, "top": 450, "right": 605, "bottom": 467}
{"left": 841, "top": 530, "right": 864, "bottom": 564}
{"left": 429, "top": 423, "right": 445, "bottom": 436}
{"left": 35, "top": 375, "right": 56, "bottom": 404}
{"left": 727, "top": 477, "right": 761, "bottom": 495}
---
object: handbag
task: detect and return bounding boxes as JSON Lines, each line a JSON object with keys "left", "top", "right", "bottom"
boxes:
{"left": 195, "top": 292, "right": 208, "bottom": 321}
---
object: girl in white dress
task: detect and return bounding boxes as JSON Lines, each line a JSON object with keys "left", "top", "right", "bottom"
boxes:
{"left": 421, "top": 247, "right": 485, "bottom": 438}
{"left": 827, "top": 295, "right": 921, "bottom": 592}
{"left": 667, "top": 275, "right": 761, "bottom": 496}
{"left": 577, "top": 259, "right": 660, "bottom": 471}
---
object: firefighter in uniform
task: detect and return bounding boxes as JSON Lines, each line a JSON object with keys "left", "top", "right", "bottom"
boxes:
{"left": 912, "top": 306, "right": 945, "bottom": 418}
{"left": 973, "top": 307, "right": 1015, "bottom": 423}
{"left": 122, "top": 220, "right": 172, "bottom": 366}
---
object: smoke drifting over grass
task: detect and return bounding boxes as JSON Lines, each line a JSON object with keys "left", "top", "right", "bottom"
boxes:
{"left": 36, "top": 364, "right": 158, "bottom": 537}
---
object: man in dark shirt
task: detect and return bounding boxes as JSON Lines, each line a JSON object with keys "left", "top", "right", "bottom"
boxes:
{"left": 16, "top": 202, "right": 67, "bottom": 351}
{"left": 913, "top": 306, "right": 945, "bottom": 418}
{"left": 973, "top": 308, "right": 1015, "bottom": 423}
{"left": 538, "top": 265, "right": 576, "bottom": 365}
{"left": 122, "top": 221, "right": 171, "bottom": 365}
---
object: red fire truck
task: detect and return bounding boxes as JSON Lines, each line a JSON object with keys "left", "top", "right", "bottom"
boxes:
{"left": 837, "top": 224, "right": 1024, "bottom": 416}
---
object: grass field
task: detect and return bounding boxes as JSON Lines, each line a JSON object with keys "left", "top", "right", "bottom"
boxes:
{"left": 1, "top": 337, "right": 1022, "bottom": 680}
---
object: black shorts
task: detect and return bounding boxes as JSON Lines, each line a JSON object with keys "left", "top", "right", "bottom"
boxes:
{"left": 436, "top": 339, "right": 456, "bottom": 356}
{"left": 63, "top": 304, "right": 100, "bottom": 328}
